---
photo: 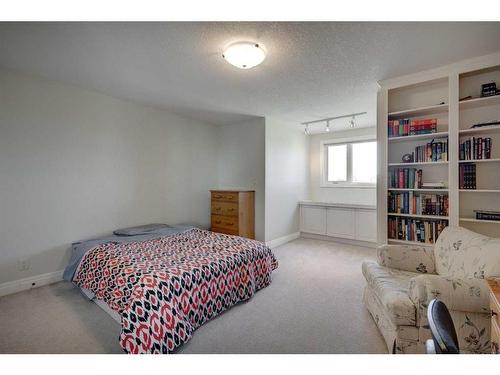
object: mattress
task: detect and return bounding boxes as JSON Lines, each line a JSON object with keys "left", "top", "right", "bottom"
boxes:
{"left": 80, "top": 287, "right": 121, "bottom": 324}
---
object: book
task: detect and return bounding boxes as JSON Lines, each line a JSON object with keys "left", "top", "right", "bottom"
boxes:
{"left": 475, "top": 210, "right": 500, "bottom": 221}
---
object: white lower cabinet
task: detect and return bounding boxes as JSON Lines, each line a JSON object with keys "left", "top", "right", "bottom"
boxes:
{"left": 326, "top": 207, "right": 355, "bottom": 239}
{"left": 300, "top": 206, "right": 327, "bottom": 235}
{"left": 355, "top": 209, "right": 377, "bottom": 242}
{"left": 300, "top": 202, "right": 377, "bottom": 243}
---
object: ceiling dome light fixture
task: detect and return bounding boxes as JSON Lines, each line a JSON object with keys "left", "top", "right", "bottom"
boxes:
{"left": 222, "top": 42, "right": 266, "bottom": 69}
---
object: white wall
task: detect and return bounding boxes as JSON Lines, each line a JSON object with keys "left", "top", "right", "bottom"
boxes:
{"left": 265, "top": 118, "right": 309, "bottom": 242}
{"left": 216, "top": 118, "right": 266, "bottom": 241}
{"left": 0, "top": 68, "right": 218, "bottom": 284}
{"left": 309, "top": 127, "right": 377, "bottom": 206}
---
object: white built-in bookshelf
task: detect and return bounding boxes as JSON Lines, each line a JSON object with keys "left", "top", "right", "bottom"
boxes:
{"left": 377, "top": 52, "right": 500, "bottom": 245}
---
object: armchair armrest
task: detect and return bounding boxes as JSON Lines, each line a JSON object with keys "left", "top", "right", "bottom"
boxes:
{"left": 377, "top": 244, "right": 436, "bottom": 274}
{"left": 409, "top": 274, "right": 490, "bottom": 314}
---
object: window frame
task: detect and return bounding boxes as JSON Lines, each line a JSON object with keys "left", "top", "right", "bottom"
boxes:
{"left": 320, "top": 135, "right": 377, "bottom": 188}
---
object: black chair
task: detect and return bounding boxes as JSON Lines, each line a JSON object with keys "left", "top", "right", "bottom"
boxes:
{"left": 426, "top": 299, "right": 460, "bottom": 354}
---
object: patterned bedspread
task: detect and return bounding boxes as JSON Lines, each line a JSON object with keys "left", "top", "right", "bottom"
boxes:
{"left": 73, "top": 228, "right": 278, "bottom": 353}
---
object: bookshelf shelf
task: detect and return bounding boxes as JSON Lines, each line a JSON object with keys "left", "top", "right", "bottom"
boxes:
{"left": 388, "top": 188, "right": 449, "bottom": 192}
{"left": 388, "top": 213, "right": 449, "bottom": 220}
{"left": 459, "top": 126, "right": 500, "bottom": 136}
{"left": 459, "top": 218, "right": 500, "bottom": 224}
{"left": 388, "top": 131, "right": 449, "bottom": 143}
{"left": 459, "top": 94, "right": 500, "bottom": 110}
{"left": 458, "top": 158, "right": 500, "bottom": 163}
{"left": 388, "top": 161, "right": 448, "bottom": 167}
{"left": 459, "top": 189, "right": 500, "bottom": 193}
{"left": 388, "top": 103, "right": 448, "bottom": 118}
{"left": 388, "top": 239, "right": 433, "bottom": 246}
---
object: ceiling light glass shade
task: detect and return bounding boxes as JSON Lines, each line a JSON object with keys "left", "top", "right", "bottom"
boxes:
{"left": 222, "top": 42, "right": 266, "bottom": 69}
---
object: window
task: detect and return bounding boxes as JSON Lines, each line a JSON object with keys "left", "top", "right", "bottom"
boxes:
{"left": 323, "top": 140, "right": 376, "bottom": 186}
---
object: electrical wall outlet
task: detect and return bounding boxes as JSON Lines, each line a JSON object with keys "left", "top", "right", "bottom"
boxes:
{"left": 17, "top": 258, "right": 31, "bottom": 272}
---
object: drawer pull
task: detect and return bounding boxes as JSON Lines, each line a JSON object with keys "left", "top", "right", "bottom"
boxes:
{"left": 215, "top": 220, "right": 221, "bottom": 224}
{"left": 214, "top": 195, "right": 222, "bottom": 199}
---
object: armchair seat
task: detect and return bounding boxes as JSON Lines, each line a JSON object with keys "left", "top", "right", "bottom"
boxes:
{"left": 362, "top": 226, "right": 500, "bottom": 354}
{"left": 362, "top": 261, "right": 417, "bottom": 326}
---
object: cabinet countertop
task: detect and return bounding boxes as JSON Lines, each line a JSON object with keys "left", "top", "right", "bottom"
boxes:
{"left": 299, "top": 201, "right": 377, "bottom": 210}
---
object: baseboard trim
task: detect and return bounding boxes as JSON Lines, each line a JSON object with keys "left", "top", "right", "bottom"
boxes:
{"left": 0, "top": 270, "right": 64, "bottom": 297}
{"left": 266, "top": 232, "right": 300, "bottom": 249}
{"left": 300, "top": 232, "right": 377, "bottom": 248}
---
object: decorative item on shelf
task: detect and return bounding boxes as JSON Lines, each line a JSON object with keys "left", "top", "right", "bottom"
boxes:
{"left": 481, "top": 82, "right": 497, "bottom": 97}
{"left": 402, "top": 153, "right": 413, "bottom": 163}
{"left": 471, "top": 120, "right": 500, "bottom": 129}
{"left": 475, "top": 210, "right": 500, "bottom": 221}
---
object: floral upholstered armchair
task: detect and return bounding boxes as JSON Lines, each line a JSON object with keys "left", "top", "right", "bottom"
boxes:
{"left": 362, "top": 226, "right": 500, "bottom": 354}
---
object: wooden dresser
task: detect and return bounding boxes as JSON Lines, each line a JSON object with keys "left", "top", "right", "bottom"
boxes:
{"left": 488, "top": 279, "right": 500, "bottom": 354}
{"left": 210, "top": 190, "right": 255, "bottom": 239}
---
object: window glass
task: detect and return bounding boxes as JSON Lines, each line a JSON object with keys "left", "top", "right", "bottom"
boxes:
{"left": 327, "top": 144, "right": 347, "bottom": 182}
{"left": 352, "top": 141, "right": 377, "bottom": 183}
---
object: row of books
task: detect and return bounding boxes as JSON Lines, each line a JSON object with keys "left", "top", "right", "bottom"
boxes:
{"left": 410, "top": 139, "right": 448, "bottom": 163}
{"left": 389, "top": 168, "right": 423, "bottom": 189}
{"left": 388, "top": 118, "right": 437, "bottom": 138}
{"left": 459, "top": 137, "right": 492, "bottom": 160}
{"left": 459, "top": 163, "right": 476, "bottom": 189}
{"left": 388, "top": 217, "right": 448, "bottom": 244}
{"left": 475, "top": 210, "right": 500, "bottom": 221}
{"left": 388, "top": 192, "right": 449, "bottom": 216}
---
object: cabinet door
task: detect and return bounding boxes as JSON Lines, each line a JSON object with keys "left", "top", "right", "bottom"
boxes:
{"left": 326, "top": 208, "right": 355, "bottom": 239}
{"left": 355, "top": 209, "right": 377, "bottom": 242}
{"left": 300, "top": 206, "right": 326, "bottom": 235}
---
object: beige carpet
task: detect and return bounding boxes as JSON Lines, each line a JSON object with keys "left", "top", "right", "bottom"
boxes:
{"left": 0, "top": 238, "right": 387, "bottom": 354}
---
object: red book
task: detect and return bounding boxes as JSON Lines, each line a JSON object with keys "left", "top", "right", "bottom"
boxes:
{"left": 411, "top": 118, "right": 437, "bottom": 126}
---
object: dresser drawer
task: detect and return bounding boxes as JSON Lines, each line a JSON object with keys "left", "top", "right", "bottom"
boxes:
{"left": 211, "top": 201, "right": 238, "bottom": 217}
{"left": 211, "top": 191, "right": 238, "bottom": 202}
{"left": 211, "top": 214, "right": 238, "bottom": 231}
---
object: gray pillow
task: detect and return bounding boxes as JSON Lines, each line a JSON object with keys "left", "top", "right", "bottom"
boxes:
{"left": 113, "top": 223, "right": 170, "bottom": 236}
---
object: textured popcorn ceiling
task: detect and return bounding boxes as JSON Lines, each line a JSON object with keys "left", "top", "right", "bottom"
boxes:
{"left": 1, "top": 22, "right": 499, "bottom": 129}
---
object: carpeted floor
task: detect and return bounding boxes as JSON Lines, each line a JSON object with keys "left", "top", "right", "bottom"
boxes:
{"left": 0, "top": 238, "right": 387, "bottom": 354}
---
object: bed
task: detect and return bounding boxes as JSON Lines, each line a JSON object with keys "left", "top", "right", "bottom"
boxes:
{"left": 64, "top": 224, "right": 278, "bottom": 354}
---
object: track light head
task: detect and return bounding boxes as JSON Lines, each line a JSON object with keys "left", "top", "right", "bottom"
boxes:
{"left": 325, "top": 120, "right": 331, "bottom": 132}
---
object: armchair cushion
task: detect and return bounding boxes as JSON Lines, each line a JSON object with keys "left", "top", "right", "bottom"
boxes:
{"left": 362, "top": 261, "right": 417, "bottom": 326}
{"left": 434, "top": 226, "right": 500, "bottom": 278}
{"left": 377, "top": 244, "right": 436, "bottom": 274}
{"left": 409, "top": 274, "right": 490, "bottom": 314}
